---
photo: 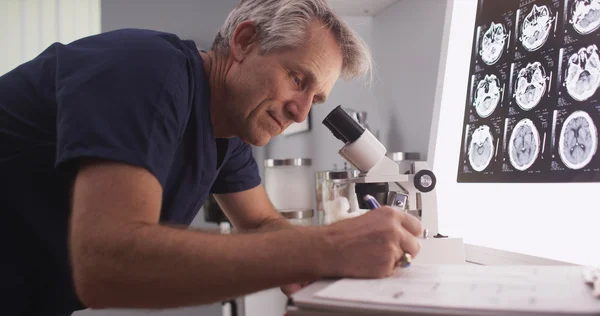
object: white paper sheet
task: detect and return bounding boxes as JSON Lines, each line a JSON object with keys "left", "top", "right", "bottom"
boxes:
{"left": 314, "top": 264, "right": 600, "bottom": 314}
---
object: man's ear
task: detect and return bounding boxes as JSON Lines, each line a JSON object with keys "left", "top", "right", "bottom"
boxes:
{"left": 229, "top": 20, "right": 258, "bottom": 62}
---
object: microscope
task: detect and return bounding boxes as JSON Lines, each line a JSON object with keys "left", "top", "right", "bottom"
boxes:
{"left": 322, "top": 105, "right": 466, "bottom": 264}
{"left": 323, "top": 105, "right": 440, "bottom": 236}
{"left": 322, "top": 105, "right": 441, "bottom": 237}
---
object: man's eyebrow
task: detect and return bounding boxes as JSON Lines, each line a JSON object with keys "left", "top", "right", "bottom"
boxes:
{"left": 296, "top": 65, "right": 327, "bottom": 104}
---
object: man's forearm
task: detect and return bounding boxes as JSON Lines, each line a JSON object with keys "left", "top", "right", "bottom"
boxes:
{"left": 73, "top": 223, "right": 328, "bottom": 309}
{"left": 255, "top": 215, "right": 293, "bottom": 231}
{"left": 230, "top": 214, "right": 291, "bottom": 233}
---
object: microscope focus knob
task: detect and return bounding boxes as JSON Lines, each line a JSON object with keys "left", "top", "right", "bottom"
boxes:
{"left": 413, "top": 169, "right": 436, "bottom": 193}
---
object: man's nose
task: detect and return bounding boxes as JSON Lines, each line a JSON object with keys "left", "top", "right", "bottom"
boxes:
{"left": 286, "top": 95, "right": 312, "bottom": 123}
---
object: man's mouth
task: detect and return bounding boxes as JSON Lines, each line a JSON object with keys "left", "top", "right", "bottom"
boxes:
{"left": 268, "top": 111, "right": 284, "bottom": 130}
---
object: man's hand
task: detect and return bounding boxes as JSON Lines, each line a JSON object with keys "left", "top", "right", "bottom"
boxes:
{"left": 280, "top": 281, "right": 312, "bottom": 297}
{"left": 279, "top": 207, "right": 423, "bottom": 296}
{"left": 319, "top": 206, "right": 423, "bottom": 279}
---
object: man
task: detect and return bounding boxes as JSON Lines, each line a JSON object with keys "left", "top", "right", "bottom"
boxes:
{"left": 0, "top": 0, "right": 423, "bottom": 315}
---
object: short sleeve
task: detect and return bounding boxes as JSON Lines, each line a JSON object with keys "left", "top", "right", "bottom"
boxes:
{"left": 54, "top": 30, "right": 191, "bottom": 188}
{"left": 210, "top": 139, "right": 261, "bottom": 194}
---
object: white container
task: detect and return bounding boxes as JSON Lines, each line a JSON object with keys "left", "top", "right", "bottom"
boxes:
{"left": 315, "top": 169, "right": 364, "bottom": 225}
{"left": 264, "top": 158, "right": 313, "bottom": 212}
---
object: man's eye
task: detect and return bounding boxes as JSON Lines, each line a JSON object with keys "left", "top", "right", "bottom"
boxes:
{"left": 293, "top": 76, "right": 302, "bottom": 87}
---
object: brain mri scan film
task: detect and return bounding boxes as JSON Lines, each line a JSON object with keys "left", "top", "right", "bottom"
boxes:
{"left": 520, "top": 4, "right": 555, "bottom": 52}
{"left": 509, "top": 118, "right": 541, "bottom": 171}
{"left": 480, "top": 22, "right": 508, "bottom": 65}
{"left": 474, "top": 74, "right": 502, "bottom": 117}
{"left": 558, "top": 110, "right": 598, "bottom": 169}
{"left": 515, "top": 62, "right": 547, "bottom": 110}
{"left": 565, "top": 44, "right": 600, "bottom": 101}
{"left": 570, "top": 0, "right": 600, "bottom": 35}
{"left": 468, "top": 125, "right": 495, "bottom": 172}
{"left": 458, "top": 0, "right": 600, "bottom": 183}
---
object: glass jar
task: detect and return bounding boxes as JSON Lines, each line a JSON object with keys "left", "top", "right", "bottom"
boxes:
{"left": 264, "top": 158, "right": 313, "bottom": 211}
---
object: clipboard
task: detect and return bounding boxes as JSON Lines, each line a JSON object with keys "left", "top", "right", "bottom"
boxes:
{"left": 291, "top": 264, "right": 600, "bottom": 316}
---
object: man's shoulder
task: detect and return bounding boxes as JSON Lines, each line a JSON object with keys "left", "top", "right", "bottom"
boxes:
{"left": 56, "top": 28, "right": 199, "bottom": 87}
{"left": 97, "top": 28, "right": 182, "bottom": 43}
{"left": 82, "top": 28, "right": 194, "bottom": 56}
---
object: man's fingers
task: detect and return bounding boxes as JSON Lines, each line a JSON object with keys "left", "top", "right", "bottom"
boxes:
{"left": 399, "top": 229, "right": 421, "bottom": 257}
{"left": 281, "top": 283, "right": 303, "bottom": 297}
{"left": 396, "top": 210, "right": 423, "bottom": 237}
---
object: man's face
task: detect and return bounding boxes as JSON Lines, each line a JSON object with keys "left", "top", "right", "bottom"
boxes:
{"left": 225, "top": 21, "right": 343, "bottom": 146}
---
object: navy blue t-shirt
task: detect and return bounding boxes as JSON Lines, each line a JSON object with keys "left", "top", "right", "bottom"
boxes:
{"left": 0, "top": 29, "right": 260, "bottom": 314}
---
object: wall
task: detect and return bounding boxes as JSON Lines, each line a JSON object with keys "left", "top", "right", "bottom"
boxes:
{"left": 100, "top": 0, "right": 238, "bottom": 49}
{"left": 429, "top": 0, "right": 600, "bottom": 266}
{"left": 372, "top": 0, "right": 448, "bottom": 161}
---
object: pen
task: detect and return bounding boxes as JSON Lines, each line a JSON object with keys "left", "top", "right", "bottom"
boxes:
{"left": 363, "top": 194, "right": 412, "bottom": 268}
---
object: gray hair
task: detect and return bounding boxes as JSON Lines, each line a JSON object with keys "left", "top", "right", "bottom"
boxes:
{"left": 212, "top": 0, "right": 373, "bottom": 82}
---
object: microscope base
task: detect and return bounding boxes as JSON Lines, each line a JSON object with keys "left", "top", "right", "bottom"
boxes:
{"left": 412, "top": 237, "right": 466, "bottom": 265}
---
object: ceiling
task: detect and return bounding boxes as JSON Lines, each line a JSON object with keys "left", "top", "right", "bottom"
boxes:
{"left": 327, "top": 0, "right": 400, "bottom": 16}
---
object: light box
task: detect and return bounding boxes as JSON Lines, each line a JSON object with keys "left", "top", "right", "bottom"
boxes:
{"left": 429, "top": 0, "right": 600, "bottom": 266}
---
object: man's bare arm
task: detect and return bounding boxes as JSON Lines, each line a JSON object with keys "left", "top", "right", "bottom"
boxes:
{"left": 70, "top": 160, "right": 328, "bottom": 309}
{"left": 213, "top": 185, "right": 291, "bottom": 231}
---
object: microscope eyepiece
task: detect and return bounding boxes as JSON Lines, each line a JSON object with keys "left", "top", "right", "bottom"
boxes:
{"left": 322, "top": 105, "right": 365, "bottom": 144}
